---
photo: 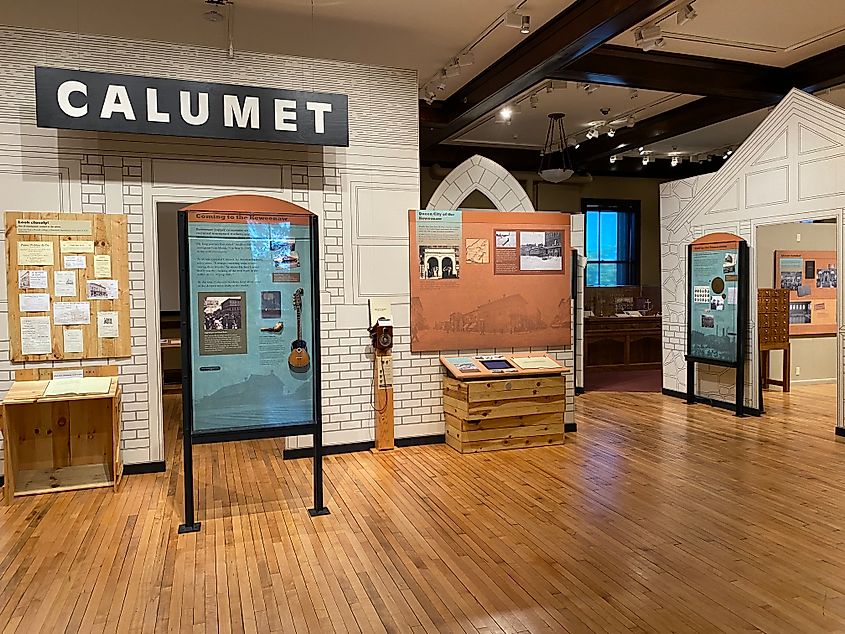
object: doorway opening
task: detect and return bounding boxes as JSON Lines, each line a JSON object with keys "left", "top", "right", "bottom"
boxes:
{"left": 755, "top": 218, "right": 838, "bottom": 429}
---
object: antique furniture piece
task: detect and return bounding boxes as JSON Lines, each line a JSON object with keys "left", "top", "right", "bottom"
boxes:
{"left": 758, "top": 288, "right": 791, "bottom": 392}
{"left": 584, "top": 315, "right": 662, "bottom": 369}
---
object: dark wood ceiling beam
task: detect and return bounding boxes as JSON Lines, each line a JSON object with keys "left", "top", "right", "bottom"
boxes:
{"left": 788, "top": 44, "right": 845, "bottom": 93}
{"left": 420, "top": 0, "right": 678, "bottom": 148}
{"left": 547, "top": 45, "right": 791, "bottom": 101}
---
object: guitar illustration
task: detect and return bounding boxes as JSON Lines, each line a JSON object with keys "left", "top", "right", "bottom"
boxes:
{"left": 288, "top": 288, "right": 310, "bottom": 372}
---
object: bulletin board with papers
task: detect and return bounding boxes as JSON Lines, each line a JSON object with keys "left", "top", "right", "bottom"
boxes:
{"left": 5, "top": 211, "right": 131, "bottom": 361}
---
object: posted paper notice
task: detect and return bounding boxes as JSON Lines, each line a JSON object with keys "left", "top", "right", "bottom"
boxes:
{"left": 64, "top": 255, "right": 86, "bottom": 269}
{"left": 19, "top": 293, "right": 50, "bottom": 312}
{"left": 54, "top": 301, "right": 91, "bottom": 325}
{"left": 63, "top": 329, "right": 84, "bottom": 353}
{"left": 18, "top": 270, "right": 47, "bottom": 289}
{"left": 17, "top": 241, "right": 54, "bottom": 265}
{"left": 54, "top": 271, "right": 77, "bottom": 297}
{"left": 97, "top": 311, "right": 119, "bottom": 338}
{"left": 87, "top": 279, "right": 119, "bottom": 300}
{"left": 20, "top": 316, "right": 52, "bottom": 355}
{"left": 93, "top": 254, "right": 112, "bottom": 278}
{"left": 60, "top": 240, "right": 95, "bottom": 254}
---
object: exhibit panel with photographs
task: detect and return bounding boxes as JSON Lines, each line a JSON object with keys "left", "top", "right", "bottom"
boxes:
{"left": 688, "top": 236, "right": 744, "bottom": 365}
{"left": 409, "top": 209, "right": 571, "bottom": 352}
{"left": 774, "top": 250, "right": 836, "bottom": 335}
{"left": 4, "top": 211, "right": 131, "bottom": 361}
{"left": 185, "top": 210, "right": 316, "bottom": 434}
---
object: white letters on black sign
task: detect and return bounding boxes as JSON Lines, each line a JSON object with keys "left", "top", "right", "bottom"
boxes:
{"left": 36, "top": 67, "right": 349, "bottom": 147}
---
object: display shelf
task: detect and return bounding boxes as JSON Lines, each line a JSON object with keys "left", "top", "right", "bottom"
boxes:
{"left": 2, "top": 367, "right": 122, "bottom": 503}
{"left": 14, "top": 463, "right": 113, "bottom": 497}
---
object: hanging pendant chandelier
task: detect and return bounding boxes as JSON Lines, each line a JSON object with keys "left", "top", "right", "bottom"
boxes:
{"left": 538, "top": 113, "right": 575, "bottom": 183}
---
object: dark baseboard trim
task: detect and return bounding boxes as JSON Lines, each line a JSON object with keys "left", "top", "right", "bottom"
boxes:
{"left": 283, "top": 434, "right": 445, "bottom": 460}
{"left": 397, "top": 434, "right": 445, "bottom": 448}
{"left": 662, "top": 388, "right": 763, "bottom": 417}
{"left": 124, "top": 461, "right": 167, "bottom": 475}
{"left": 836, "top": 427, "right": 845, "bottom": 438}
{"left": 564, "top": 422, "right": 577, "bottom": 433}
{"left": 575, "top": 386, "right": 585, "bottom": 395}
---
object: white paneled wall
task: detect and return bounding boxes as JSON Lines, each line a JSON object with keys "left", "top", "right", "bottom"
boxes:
{"left": 660, "top": 89, "right": 844, "bottom": 429}
{"left": 0, "top": 26, "right": 421, "bottom": 467}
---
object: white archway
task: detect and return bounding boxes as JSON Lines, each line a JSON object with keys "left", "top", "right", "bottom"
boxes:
{"left": 427, "top": 155, "right": 535, "bottom": 212}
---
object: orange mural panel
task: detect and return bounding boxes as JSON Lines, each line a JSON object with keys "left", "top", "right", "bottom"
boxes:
{"left": 409, "top": 209, "right": 571, "bottom": 352}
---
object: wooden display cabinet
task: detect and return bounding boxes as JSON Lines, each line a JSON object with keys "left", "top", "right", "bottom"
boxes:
{"left": 441, "top": 357, "right": 568, "bottom": 453}
{"left": 758, "top": 288, "right": 791, "bottom": 392}
{"left": 2, "top": 368, "right": 123, "bottom": 502}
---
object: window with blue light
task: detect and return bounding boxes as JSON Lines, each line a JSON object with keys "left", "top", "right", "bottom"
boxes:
{"left": 583, "top": 199, "right": 639, "bottom": 287}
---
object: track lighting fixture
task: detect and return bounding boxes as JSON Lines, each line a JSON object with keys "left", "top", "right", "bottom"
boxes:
{"left": 586, "top": 128, "right": 600, "bottom": 140}
{"left": 529, "top": 93, "right": 540, "bottom": 109}
{"left": 671, "top": 156, "right": 680, "bottom": 167}
{"left": 629, "top": 88, "right": 639, "bottom": 100}
{"left": 607, "top": 128, "right": 616, "bottom": 138}
{"left": 520, "top": 14, "right": 531, "bottom": 34}
{"left": 638, "top": 146, "right": 646, "bottom": 154}
{"left": 676, "top": 3, "right": 697, "bottom": 26}
{"left": 499, "top": 106, "right": 513, "bottom": 121}
{"left": 574, "top": 143, "right": 580, "bottom": 149}
{"left": 436, "top": 71, "right": 447, "bottom": 92}
{"left": 457, "top": 52, "right": 475, "bottom": 67}
{"left": 626, "top": 115, "right": 637, "bottom": 128}
{"left": 610, "top": 155, "right": 618, "bottom": 164}
{"left": 445, "top": 64, "right": 461, "bottom": 78}
{"left": 642, "top": 155, "right": 651, "bottom": 166}
{"left": 505, "top": 11, "right": 531, "bottom": 34}
{"left": 634, "top": 25, "right": 665, "bottom": 51}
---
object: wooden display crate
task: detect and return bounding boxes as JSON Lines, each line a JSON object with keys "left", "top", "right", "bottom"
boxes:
{"left": 442, "top": 374, "right": 565, "bottom": 453}
{"left": 2, "top": 367, "right": 123, "bottom": 502}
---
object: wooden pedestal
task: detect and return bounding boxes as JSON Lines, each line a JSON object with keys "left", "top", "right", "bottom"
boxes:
{"left": 442, "top": 374, "right": 565, "bottom": 453}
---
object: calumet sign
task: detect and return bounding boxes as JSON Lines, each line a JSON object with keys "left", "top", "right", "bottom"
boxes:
{"left": 35, "top": 67, "right": 349, "bottom": 147}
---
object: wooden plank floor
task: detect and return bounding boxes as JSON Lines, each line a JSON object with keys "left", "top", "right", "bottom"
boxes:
{"left": 0, "top": 385, "right": 843, "bottom": 633}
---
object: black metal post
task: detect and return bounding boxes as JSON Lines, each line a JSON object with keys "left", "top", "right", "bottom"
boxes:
{"left": 308, "top": 214, "right": 329, "bottom": 517}
{"left": 735, "top": 242, "right": 749, "bottom": 417}
{"left": 177, "top": 210, "right": 201, "bottom": 534}
{"left": 686, "top": 244, "right": 696, "bottom": 405}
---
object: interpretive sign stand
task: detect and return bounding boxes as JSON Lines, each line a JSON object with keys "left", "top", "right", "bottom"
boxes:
{"left": 685, "top": 233, "right": 749, "bottom": 416}
{"left": 176, "top": 195, "right": 328, "bottom": 534}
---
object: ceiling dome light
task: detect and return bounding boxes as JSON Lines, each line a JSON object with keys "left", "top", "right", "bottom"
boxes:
{"left": 539, "top": 113, "right": 576, "bottom": 183}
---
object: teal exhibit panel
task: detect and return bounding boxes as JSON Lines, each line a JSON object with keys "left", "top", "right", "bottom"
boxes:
{"left": 685, "top": 233, "right": 749, "bottom": 416}
{"left": 185, "top": 211, "right": 315, "bottom": 434}
{"left": 176, "top": 196, "right": 328, "bottom": 534}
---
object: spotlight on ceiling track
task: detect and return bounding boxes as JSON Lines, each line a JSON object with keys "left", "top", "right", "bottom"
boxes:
{"left": 520, "top": 14, "right": 531, "bottom": 34}
{"left": 671, "top": 156, "right": 680, "bottom": 167}
{"left": 529, "top": 93, "right": 540, "bottom": 109}
{"left": 610, "top": 155, "right": 618, "bottom": 164}
{"left": 629, "top": 88, "right": 639, "bottom": 100}
{"left": 499, "top": 106, "right": 513, "bottom": 120}
{"left": 586, "top": 128, "right": 600, "bottom": 140}
{"left": 626, "top": 115, "right": 637, "bottom": 127}
{"left": 676, "top": 3, "right": 697, "bottom": 26}
{"left": 638, "top": 146, "right": 646, "bottom": 155}
{"left": 642, "top": 156, "right": 651, "bottom": 166}
{"left": 607, "top": 128, "right": 616, "bottom": 138}
{"left": 634, "top": 25, "right": 665, "bottom": 51}
{"left": 445, "top": 63, "right": 461, "bottom": 78}
{"left": 457, "top": 52, "right": 475, "bottom": 67}
{"left": 505, "top": 11, "right": 530, "bottom": 34}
